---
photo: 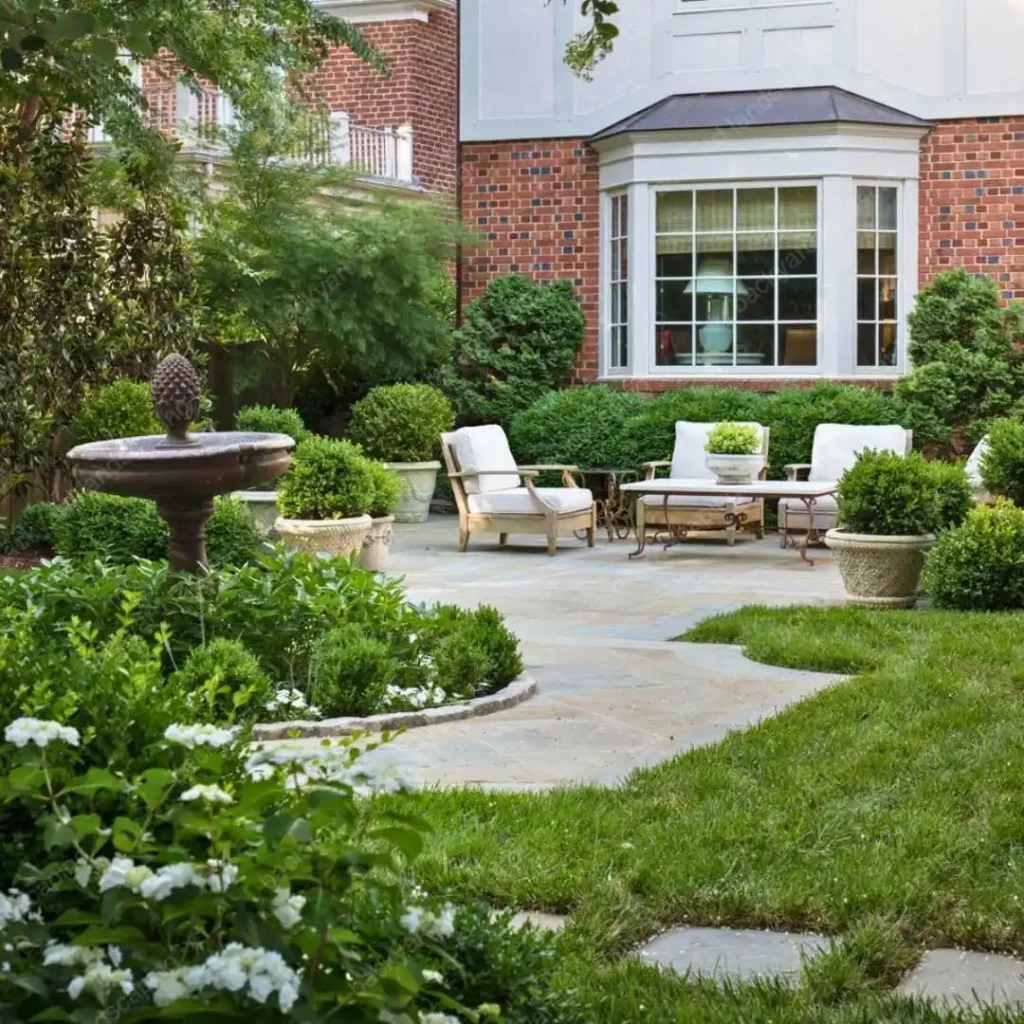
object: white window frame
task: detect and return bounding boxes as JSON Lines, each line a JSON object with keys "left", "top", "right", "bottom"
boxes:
{"left": 605, "top": 191, "right": 630, "bottom": 374}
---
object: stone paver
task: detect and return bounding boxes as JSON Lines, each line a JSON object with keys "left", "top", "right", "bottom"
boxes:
{"left": 509, "top": 911, "right": 566, "bottom": 933}
{"left": 343, "top": 517, "right": 845, "bottom": 789}
{"left": 898, "top": 949, "right": 1024, "bottom": 1012}
{"left": 638, "top": 926, "right": 828, "bottom": 983}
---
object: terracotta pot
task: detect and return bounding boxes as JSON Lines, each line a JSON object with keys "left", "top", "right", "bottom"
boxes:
{"left": 705, "top": 453, "right": 764, "bottom": 485}
{"left": 825, "top": 528, "right": 936, "bottom": 608}
{"left": 274, "top": 514, "right": 372, "bottom": 559}
{"left": 386, "top": 461, "right": 440, "bottom": 523}
{"left": 359, "top": 515, "right": 395, "bottom": 572}
{"left": 233, "top": 490, "right": 279, "bottom": 537}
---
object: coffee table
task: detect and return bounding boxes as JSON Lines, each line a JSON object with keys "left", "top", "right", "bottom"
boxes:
{"left": 619, "top": 479, "right": 839, "bottom": 565}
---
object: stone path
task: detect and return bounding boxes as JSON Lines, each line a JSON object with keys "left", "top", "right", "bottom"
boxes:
{"left": 353, "top": 517, "right": 845, "bottom": 789}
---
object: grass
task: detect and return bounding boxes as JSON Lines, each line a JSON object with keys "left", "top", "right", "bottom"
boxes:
{"left": 394, "top": 605, "right": 1024, "bottom": 1022}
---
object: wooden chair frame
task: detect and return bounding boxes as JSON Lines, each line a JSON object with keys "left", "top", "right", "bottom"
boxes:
{"left": 441, "top": 431, "right": 596, "bottom": 556}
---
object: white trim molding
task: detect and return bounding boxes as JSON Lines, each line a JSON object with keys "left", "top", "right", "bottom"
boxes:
{"left": 314, "top": 0, "right": 454, "bottom": 23}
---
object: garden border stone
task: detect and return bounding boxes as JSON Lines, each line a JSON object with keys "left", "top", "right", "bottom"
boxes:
{"left": 253, "top": 674, "right": 538, "bottom": 740}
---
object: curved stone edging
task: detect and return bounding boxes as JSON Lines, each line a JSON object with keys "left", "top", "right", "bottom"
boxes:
{"left": 252, "top": 674, "right": 538, "bottom": 740}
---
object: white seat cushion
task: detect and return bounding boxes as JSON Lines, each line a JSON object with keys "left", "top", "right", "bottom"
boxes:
{"left": 670, "top": 421, "right": 767, "bottom": 480}
{"left": 452, "top": 425, "right": 520, "bottom": 494}
{"left": 640, "top": 493, "right": 756, "bottom": 510}
{"left": 779, "top": 494, "right": 838, "bottom": 527}
{"left": 808, "top": 424, "right": 909, "bottom": 482}
{"left": 467, "top": 487, "right": 593, "bottom": 516}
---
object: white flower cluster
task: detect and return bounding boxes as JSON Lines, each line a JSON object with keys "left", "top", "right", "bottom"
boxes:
{"left": 0, "top": 889, "right": 35, "bottom": 929}
{"left": 383, "top": 684, "right": 447, "bottom": 711}
{"left": 420, "top": 1014, "right": 461, "bottom": 1024}
{"left": 164, "top": 724, "right": 237, "bottom": 749}
{"left": 265, "top": 688, "right": 322, "bottom": 720}
{"left": 98, "top": 857, "right": 238, "bottom": 902}
{"left": 400, "top": 904, "right": 456, "bottom": 940}
{"left": 180, "top": 783, "right": 234, "bottom": 806}
{"left": 43, "top": 944, "right": 133, "bottom": 1001}
{"left": 245, "top": 744, "right": 407, "bottom": 797}
{"left": 145, "top": 943, "right": 300, "bottom": 1011}
{"left": 271, "top": 887, "right": 306, "bottom": 930}
{"left": 4, "top": 717, "right": 80, "bottom": 749}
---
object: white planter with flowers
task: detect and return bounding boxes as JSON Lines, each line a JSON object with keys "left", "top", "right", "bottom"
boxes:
{"left": 704, "top": 422, "right": 765, "bottom": 485}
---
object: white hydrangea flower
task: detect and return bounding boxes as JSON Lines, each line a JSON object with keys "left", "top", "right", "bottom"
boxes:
{"left": 271, "top": 887, "right": 306, "bottom": 930}
{"left": 98, "top": 857, "right": 153, "bottom": 895}
{"left": 180, "top": 783, "right": 234, "bottom": 805}
{"left": 43, "top": 944, "right": 105, "bottom": 968}
{"left": 422, "top": 968, "right": 444, "bottom": 984}
{"left": 265, "top": 688, "right": 309, "bottom": 712}
{"left": 205, "top": 860, "right": 239, "bottom": 894}
{"left": 163, "top": 724, "right": 237, "bottom": 749}
{"left": 0, "top": 889, "right": 33, "bottom": 928}
{"left": 138, "top": 863, "right": 204, "bottom": 902}
{"left": 245, "top": 762, "right": 276, "bottom": 782}
{"left": 68, "top": 962, "right": 134, "bottom": 1000}
{"left": 144, "top": 967, "right": 191, "bottom": 1007}
{"left": 4, "top": 717, "right": 79, "bottom": 749}
{"left": 420, "top": 1014, "right": 460, "bottom": 1024}
{"left": 400, "top": 906, "right": 423, "bottom": 934}
{"left": 401, "top": 904, "right": 456, "bottom": 940}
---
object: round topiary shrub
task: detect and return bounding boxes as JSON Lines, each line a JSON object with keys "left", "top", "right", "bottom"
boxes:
{"left": 2, "top": 502, "right": 60, "bottom": 555}
{"left": 277, "top": 436, "right": 374, "bottom": 520}
{"left": 235, "top": 404, "right": 310, "bottom": 444}
{"left": 69, "top": 379, "right": 161, "bottom": 446}
{"left": 169, "top": 638, "right": 273, "bottom": 724}
{"left": 928, "top": 460, "right": 974, "bottom": 531}
{"left": 836, "top": 450, "right": 940, "bottom": 536}
{"left": 366, "top": 460, "right": 402, "bottom": 518}
{"left": 308, "top": 623, "right": 399, "bottom": 718}
{"left": 980, "top": 417, "right": 1024, "bottom": 506}
{"left": 923, "top": 501, "right": 1024, "bottom": 610}
{"left": 346, "top": 384, "right": 454, "bottom": 463}
{"left": 53, "top": 492, "right": 169, "bottom": 563}
{"left": 206, "top": 496, "right": 262, "bottom": 566}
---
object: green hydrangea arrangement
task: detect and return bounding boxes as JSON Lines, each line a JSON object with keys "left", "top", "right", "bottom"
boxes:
{"left": 705, "top": 422, "right": 761, "bottom": 455}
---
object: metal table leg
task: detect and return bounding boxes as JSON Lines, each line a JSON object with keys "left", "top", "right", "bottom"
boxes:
{"left": 798, "top": 497, "right": 818, "bottom": 565}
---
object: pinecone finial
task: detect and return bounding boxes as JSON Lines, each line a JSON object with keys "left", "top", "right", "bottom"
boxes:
{"left": 152, "top": 353, "right": 202, "bottom": 446}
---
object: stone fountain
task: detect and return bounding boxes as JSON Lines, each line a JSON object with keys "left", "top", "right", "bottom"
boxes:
{"left": 67, "top": 354, "right": 295, "bottom": 574}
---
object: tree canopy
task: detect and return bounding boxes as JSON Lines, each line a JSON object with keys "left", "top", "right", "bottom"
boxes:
{"left": 566, "top": 0, "right": 619, "bottom": 79}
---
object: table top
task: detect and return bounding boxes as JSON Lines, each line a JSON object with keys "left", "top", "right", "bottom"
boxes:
{"left": 620, "top": 478, "right": 837, "bottom": 499}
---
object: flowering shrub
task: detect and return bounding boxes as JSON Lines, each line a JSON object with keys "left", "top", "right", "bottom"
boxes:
{"left": 0, "top": 719, "right": 582, "bottom": 1022}
{"left": 705, "top": 423, "right": 761, "bottom": 456}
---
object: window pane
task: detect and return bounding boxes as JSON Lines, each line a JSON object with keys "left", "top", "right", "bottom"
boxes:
{"left": 737, "top": 278, "right": 774, "bottom": 321}
{"left": 611, "top": 282, "right": 620, "bottom": 323}
{"left": 779, "top": 278, "right": 817, "bottom": 320}
{"left": 779, "top": 325, "right": 817, "bottom": 366}
{"left": 737, "top": 232, "right": 774, "bottom": 275}
{"left": 737, "top": 324, "right": 775, "bottom": 367}
{"left": 695, "top": 234, "right": 732, "bottom": 260}
{"left": 737, "top": 188, "right": 775, "bottom": 230}
{"left": 619, "top": 283, "right": 629, "bottom": 326}
{"left": 656, "top": 281, "right": 692, "bottom": 322}
{"left": 695, "top": 323, "right": 734, "bottom": 365}
{"left": 878, "top": 233, "right": 897, "bottom": 276}
{"left": 696, "top": 189, "right": 734, "bottom": 232}
{"left": 610, "top": 240, "right": 620, "bottom": 279}
{"left": 657, "top": 234, "right": 693, "bottom": 277}
{"left": 857, "top": 278, "right": 876, "bottom": 321}
{"left": 778, "top": 232, "right": 817, "bottom": 275}
{"left": 656, "top": 191, "right": 692, "bottom": 234}
{"left": 857, "top": 186, "right": 876, "bottom": 229}
{"left": 878, "top": 188, "right": 898, "bottom": 230}
{"left": 879, "top": 278, "right": 898, "bottom": 321}
{"left": 880, "top": 323, "right": 898, "bottom": 366}
{"left": 657, "top": 325, "right": 692, "bottom": 367}
{"left": 619, "top": 194, "right": 629, "bottom": 236}
{"left": 857, "top": 232, "right": 876, "bottom": 275}
{"left": 778, "top": 187, "right": 817, "bottom": 229}
{"left": 857, "top": 323, "right": 877, "bottom": 366}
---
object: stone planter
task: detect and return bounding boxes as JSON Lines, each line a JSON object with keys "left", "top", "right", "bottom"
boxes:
{"left": 386, "top": 461, "right": 440, "bottom": 523}
{"left": 275, "top": 514, "right": 372, "bottom": 560}
{"left": 824, "top": 529, "right": 937, "bottom": 608}
{"left": 234, "top": 490, "right": 279, "bottom": 537}
{"left": 359, "top": 515, "right": 394, "bottom": 572}
{"left": 705, "top": 453, "right": 764, "bottom": 486}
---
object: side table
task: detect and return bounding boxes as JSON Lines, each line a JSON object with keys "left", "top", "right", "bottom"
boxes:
{"left": 580, "top": 468, "right": 640, "bottom": 542}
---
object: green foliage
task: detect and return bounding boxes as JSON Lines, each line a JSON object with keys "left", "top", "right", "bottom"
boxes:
{"left": 928, "top": 460, "right": 974, "bottom": 531}
{"left": 277, "top": 435, "right": 374, "bottom": 520}
{"left": 0, "top": 501, "right": 60, "bottom": 554}
{"left": 308, "top": 623, "right": 399, "bottom": 717}
{"left": 169, "top": 638, "right": 273, "bottom": 724}
{"left": 836, "top": 450, "right": 941, "bottom": 536}
{"left": 235, "top": 403, "right": 310, "bottom": 443}
{"left": 565, "top": 0, "right": 620, "bottom": 80}
{"left": 205, "top": 496, "right": 262, "bottom": 567}
{"left": 705, "top": 422, "right": 761, "bottom": 455}
{"left": 980, "top": 417, "right": 1024, "bottom": 506}
{"left": 53, "top": 492, "right": 168, "bottom": 563}
{"left": 924, "top": 502, "right": 1024, "bottom": 611}
{"left": 347, "top": 383, "right": 455, "bottom": 462}
{"left": 509, "top": 386, "right": 647, "bottom": 470}
{"left": 439, "top": 605, "right": 523, "bottom": 697}
{"left": 366, "top": 460, "right": 402, "bottom": 518}
{"left": 68, "top": 379, "right": 161, "bottom": 445}
{"left": 442, "top": 276, "right": 586, "bottom": 429}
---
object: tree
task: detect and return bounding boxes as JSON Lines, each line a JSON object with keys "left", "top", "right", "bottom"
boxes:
{"left": 565, "top": 0, "right": 619, "bottom": 79}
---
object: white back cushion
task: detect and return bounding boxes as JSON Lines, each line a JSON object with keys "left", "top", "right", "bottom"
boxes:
{"left": 670, "top": 421, "right": 765, "bottom": 479}
{"left": 965, "top": 436, "right": 989, "bottom": 489}
{"left": 452, "top": 425, "right": 520, "bottom": 494}
{"left": 809, "top": 424, "right": 909, "bottom": 482}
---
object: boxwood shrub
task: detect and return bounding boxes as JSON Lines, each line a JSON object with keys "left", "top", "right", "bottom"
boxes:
{"left": 277, "top": 436, "right": 375, "bottom": 520}
{"left": 68, "top": 379, "right": 161, "bottom": 446}
{"left": 980, "top": 417, "right": 1024, "bottom": 506}
{"left": 346, "top": 383, "right": 454, "bottom": 463}
{"left": 836, "top": 450, "right": 941, "bottom": 536}
{"left": 235, "top": 403, "right": 310, "bottom": 444}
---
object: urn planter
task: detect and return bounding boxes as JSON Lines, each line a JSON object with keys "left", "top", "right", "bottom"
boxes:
{"left": 705, "top": 453, "right": 764, "bottom": 486}
{"left": 234, "top": 490, "right": 279, "bottom": 537}
{"left": 824, "top": 529, "right": 936, "bottom": 608}
{"left": 275, "top": 514, "right": 372, "bottom": 559}
{"left": 386, "top": 461, "right": 440, "bottom": 523}
{"left": 359, "top": 515, "right": 395, "bottom": 572}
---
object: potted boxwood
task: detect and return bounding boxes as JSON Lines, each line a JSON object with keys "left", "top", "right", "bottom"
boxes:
{"left": 359, "top": 461, "right": 402, "bottom": 572}
{"left": 275, "top": 436, "right": 374, "bottom": 558}
{"left": 346, "top": 384, "right": 455, "bottom": 523}
{"left": 233, "top": 405, "right": 310, "bottom": 536}
{"left": 825, "top": 449, "right": 950, "bottom": 608}
{"left": 704, "top": 422, "right": 764, "bottom": 485}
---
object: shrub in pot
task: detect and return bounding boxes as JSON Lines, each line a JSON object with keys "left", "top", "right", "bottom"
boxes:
{"left": 980, "top": 416, "right": 1024, "bottom": 506}
{"left": 346, "top": 383, "right": 455, "bottom": 523}
{"left": 360, "top": 460, "right": 402, "bottom": 572}
{"left": 275, "top": 436, "right": 374, "bottom": 558}
{"left": 825, "top": 450, "right": 942, "bottom": 607}
{"left": 704, "top": 422, "right": 764, "bottom": 484}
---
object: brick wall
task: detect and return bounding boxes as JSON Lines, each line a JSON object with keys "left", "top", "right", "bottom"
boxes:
{"left": 459, "top": 139, "right": 601, "bottom": 378}
{"left": 312, "top": 10, "right": 458, "bottom": 197}
{"left": 919, "top": 116, "right": 1024, "bottom": 299}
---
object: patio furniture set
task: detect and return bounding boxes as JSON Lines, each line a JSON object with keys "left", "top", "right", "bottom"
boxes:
{"left": 440, "top": 421, "right": 915, "bottom": 563}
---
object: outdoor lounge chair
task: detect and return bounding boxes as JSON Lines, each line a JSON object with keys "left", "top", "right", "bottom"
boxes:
{"left": 441, "top": 425, "right": 596, "bottom": 555}
{"left": 779, "top": 423, "right": 913, "bottom": 547}
{"left": 638, "top": 421, "right": 770, "bottom": 546}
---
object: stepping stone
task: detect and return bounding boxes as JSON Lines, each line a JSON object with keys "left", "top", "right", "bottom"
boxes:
{"left": 638, "top": 926, "right": 828, "bottom": 983}
{"left": 898, "top": 949, "right": 1024, "bottom": 1011}
{"left": 509, "top": 911, "right": 566, "bottom": 933}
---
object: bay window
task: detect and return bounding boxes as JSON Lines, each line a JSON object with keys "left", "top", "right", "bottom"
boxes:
{"left": 608, "top": 193, "right": 629, "bottom": 371}
{"left": 856, "top": 185, "right": 900, "bottom": 368}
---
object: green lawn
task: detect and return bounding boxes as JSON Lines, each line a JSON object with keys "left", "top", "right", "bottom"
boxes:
{"left": 398, "top": 606, "right": 1024, "bottom": 1022}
